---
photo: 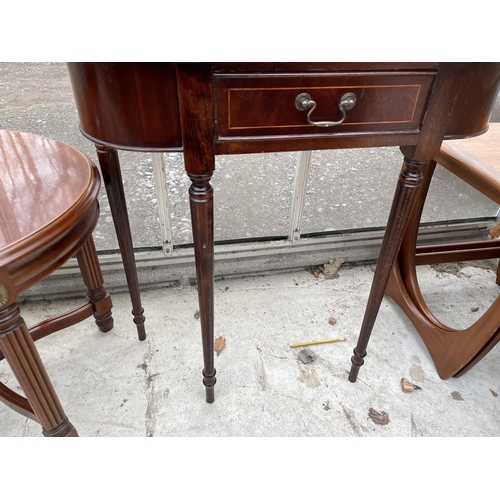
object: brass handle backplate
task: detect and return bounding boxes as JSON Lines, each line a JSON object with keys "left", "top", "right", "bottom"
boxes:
{"left": 295, "top": 92, "right": 357, "bottom": 127}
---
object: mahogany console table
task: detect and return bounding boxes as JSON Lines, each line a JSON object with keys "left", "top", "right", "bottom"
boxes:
{"left": 67, "top": 63, "right": 500, "bottom": 402}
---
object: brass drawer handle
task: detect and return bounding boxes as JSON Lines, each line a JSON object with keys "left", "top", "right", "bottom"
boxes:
{"left": 295, "top": 92, "right": 357, "bottom": 127}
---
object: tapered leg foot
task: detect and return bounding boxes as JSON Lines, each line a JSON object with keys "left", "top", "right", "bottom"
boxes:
{"left": 348, "top": 157, "right": 427, "bottom": 382}
{"left": 188, "top": 172, "right": 216, "bottom": 402}
{"left": 205, "top": 386, "right": 215, "bottom": 403}
{"left": 133, "top": 312, "right": 146, "bottom": 341}
{"left": 95, "top": 144, "right": 146, "bottom": 341}
{"left": 76, "top": 237, "right": 114, "bottom": 333}
{"left": 349, "top": 349, "right": 366, "bottom": 382}
{"left": 203, "top": 368, "right": 216, "bottom": 403}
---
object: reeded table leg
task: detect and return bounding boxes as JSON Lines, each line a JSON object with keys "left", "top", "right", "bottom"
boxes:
{"left": 76, "top": 236, "right": 114, "bottom": 333}
{"left": 95, "top": 144, "right": 146, "bottom": 341}
{"left": 349, "top": 64, "right": 471, "bottom": 382}
{"left": 0, "top": 270, "right": 78, "bottom": 437}
{"left": 349, "top": 157, "right": 428, "bottom": 382}
{"left": 188, "top": 172, "right": 216, "bottom": 403}
{"left": 177, "top": 63, "right": 217, "bottom": 403}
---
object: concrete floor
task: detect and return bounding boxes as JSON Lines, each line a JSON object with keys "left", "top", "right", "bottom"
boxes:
{"left": 2, "top": 260, "right": 499, "bottom": 437}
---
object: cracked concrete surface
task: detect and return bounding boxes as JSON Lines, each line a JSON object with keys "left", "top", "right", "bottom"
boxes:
{"left": 139, "top": 335, "right": 170, "bottom": 437}
{"left": 1, "top": 261, "right": 500, "bottom": 437}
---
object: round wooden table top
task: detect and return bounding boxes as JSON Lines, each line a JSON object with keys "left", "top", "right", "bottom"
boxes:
{"left": 0, "top": 130, "right": 101, "bottom": 290}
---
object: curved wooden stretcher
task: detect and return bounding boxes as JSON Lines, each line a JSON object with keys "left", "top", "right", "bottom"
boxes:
{"left": 386, "top": 123, "right": 500, "bottom": 379}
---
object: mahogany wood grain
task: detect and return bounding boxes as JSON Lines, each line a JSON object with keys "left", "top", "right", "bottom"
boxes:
{"left": 76, "top": 237, "right": 114, "bottom": 332}
{"left": 0, "top": 269, "right": 78, "bottom": 436}
{"left": 437, "top": 123, "right": 500, "bottom": 204}
{"left": 0, "top": 129, "right": 116, "bottom": 436}
{"left": 66, "top": 63, "right": 500, "bottom": 399}
{"left": 0, "top": 130, "right": 100, "bottom": 292}
{"left": 348, "top": 63, "right": 468, "bottom": 382}
{"left": 0, "top": 240, "right": 112, "bottom": 366}
{"left": 414, "top": 239, "right": 500, "bottom": 265}
{"left": 397, "top": 68, "right": 499, "bottom": 315}
{"left": 94, "top": 145, "right": 146, "bottom": 341}
{"left": 68, "top": 63, "right": 500, "bottom": 152}
{"left": 0, "top": 303, "right": 96, "bottom": 363}
{"left": 214, "top": 132, "right": 421, "bottom": 155}
{"left": 215, "top": 72, "right": 435, "bottom": 138}
{"left": 445, "top": 63, "right": 500, "bottom": 139}
{"left": 384, "top": 121, "right": 500, "bottom": 379}
{"left": 348, "top": 156, "right": 429, "bottom": 381}
{"left": 386, "top": 263, "right": 500, "bottom": 378}
{"left": 176, "top": 64, "right": 217, "bottom": 403}
{"left": 67, "top": 63, "right": 182, "bottom": 151}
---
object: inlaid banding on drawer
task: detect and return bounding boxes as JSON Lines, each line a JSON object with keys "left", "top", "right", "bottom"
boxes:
{"left": 215, "top": 72, "right": 436, "bottom": 139}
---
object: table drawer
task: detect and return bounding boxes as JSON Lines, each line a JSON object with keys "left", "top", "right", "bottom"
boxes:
{"left": 215, "top": 72, "right": 436, "bottom": 140}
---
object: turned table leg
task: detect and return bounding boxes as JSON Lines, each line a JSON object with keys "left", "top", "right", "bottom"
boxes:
{"left": 349, "top": 157, "right": 428, "bottom": 382}
{"left": 95, "top": 145, "right": 146, "bottom": 341}
{"left": 348, "top": 63, "right": 466, "bottom": 382}
{"left": 76, "top": 236, "right": 114, "bottom": 333}
{"left": 177, "top": 63, "right": 217, "bottom": 403}
{"left": 0, "top": 269, "right": 78, "bottom": 436}
{"left": 188, "top": 172, "right": 216, "bottom": 403}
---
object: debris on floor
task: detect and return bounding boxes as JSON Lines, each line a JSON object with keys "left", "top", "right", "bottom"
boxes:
{"left": 323, "top": 258, "right": 347, "bottom": 279}
{"left": 368, "top": 407, "right": 390, "bottom": 425}
{"left": 214, "top": 336, "right": 226, "bottom": 356}
{"left": 194, "top": 310, "right": 200, "bottom": 320}
{"left": 328, "top": 316, "right": 337, "bottom": 325}
{"left": 401, "top": 378, "right": 422, "bottom": 393}
{"left": 471, "top": 307, "right": 479, "bottom": 312}
{"left": 490, "top": 389, "right": 498, "bottom": 397}
{"left": 290, "top": 337, "right": 346, "bottom": 348}
{"left": 431, "top": 262, "right": 469, "bottom": 278}
{"left": 323, "top": 401, "right": 331, "bottom": 411}
{"left": 488, "top": 223, "right": 500, "bottom": 239}
{"left": 311, "top": 265, "right": 324, "bottom": 277}
{"left": 298, "top": 348, "right": 316, "bottom": 364}
{"left": 451, "top": 391, "right": 464, "bottom": 401}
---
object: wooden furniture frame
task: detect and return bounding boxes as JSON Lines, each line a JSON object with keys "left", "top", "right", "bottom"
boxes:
{"left": 0, "top": 130, "right": 113, "bottom": 436}
{"left": 386, "top": 123, "right": 500, "bottom": 379}
{"left": 67, "top": 63, "right": 500, "bottom": 402}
